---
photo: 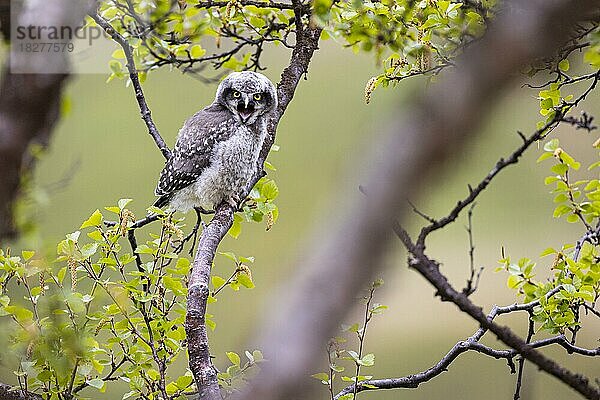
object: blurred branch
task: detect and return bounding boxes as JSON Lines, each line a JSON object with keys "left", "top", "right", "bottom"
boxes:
{"left": 0, "top": 0, "right": 95, "bottom": 243}
{"left": 232, "top": 1, "right": 600, "bottom": 400}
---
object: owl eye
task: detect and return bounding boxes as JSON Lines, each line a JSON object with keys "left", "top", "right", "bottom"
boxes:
{"left": 232, "top": 91, "right": 241, "bottom": 98}
{"left": 253, "top": 93, "right": 262, "bottom": 101}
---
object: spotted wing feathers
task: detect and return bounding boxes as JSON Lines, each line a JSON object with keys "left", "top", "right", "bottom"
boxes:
{"left": 154, "top": 104, "right": 234, "bottom": 208}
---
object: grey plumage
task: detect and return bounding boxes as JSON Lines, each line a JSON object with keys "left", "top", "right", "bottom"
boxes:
{"left": 154, "top": 71, "right": 277, "bottom": 212}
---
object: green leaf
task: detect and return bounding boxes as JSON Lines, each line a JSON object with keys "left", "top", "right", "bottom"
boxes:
{"left": 543, "top": 139, "right": 560, "bottom": 152}
{"left": 80, "top": 242, "right": 99, "bottom": 259}
{"left": 539, "top": 248, "right": 557, "bottom": 257}
{"left": 551, "top": 163, "right": 568, "bottom": 176}
{"left": 219, "top": 252, "right": 238, "bottom": 263}
{"left": 105, "top": 206, "right": 121, "bottom": 214}
{"left": 211, "top": 275, "right": 226, "bottom": 289}
{"left": 190, "top": 45, "right": 206, "bottom": 58}
{"left": 81, "top": 209, "right": 104, "bottom": 229}
{"left": 229, "top": 214, "right": 243, "bottom": 239}
{"left": 537, "top": 152, "right": 553, "bottom": 163}
{"left": 163, "top": 276, "right": 187, "bottom": 296}
{"left": 507, "top": 275, "right": 522, "bottom": 289}
{"left": 227, "top": 352, "right": 241, "bottom": 366}
{"left": 342, "top": 323, "right": 359, "bottom": 333}
{"left": 237, "top": 272, "right": 254, "bottom": 289}
{"left": 21, "top": 251, "right": 35, "bottom": 261}
{"left": 311, "top": 372, "right": 330, "bottom": 381}
{"left": 559, "top": 151, "right": 580, "bottom": 170}
{"left": 118, "top": 198, "right": 133, "bottom": 209}
{"left": 87, "top": 378, "right": 105, "bottom": 390}
{"left": 147, "top": 206, "right": 166, "bottom": 215}
{"left": 166, "top": 382, "right": 178, "bottom": 396}
{"left": 175, "top": 375, "right": 193, "bottom": 389}
{"left": 558, "top": 59, "right": 570, "bottom": 72}
{"left": 252, "top": 350, "right": 263, "bottom": 362}
{"left": 260, "top": 179, "right": 279, "bottom": 201}
{"left": 359, "top": 353, "right": 375, "bottom": 367}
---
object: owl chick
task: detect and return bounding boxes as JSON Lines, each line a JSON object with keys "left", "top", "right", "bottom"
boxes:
{"left": 154, "top": 71, "right": 277, "bottom": 212}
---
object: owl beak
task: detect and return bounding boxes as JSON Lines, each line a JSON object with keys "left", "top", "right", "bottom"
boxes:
{"left": 237, "top": 95, "right": 255, "bottom": 123}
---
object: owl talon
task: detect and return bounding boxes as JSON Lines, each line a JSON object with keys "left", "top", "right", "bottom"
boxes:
{"left": 226, "top": 195, "right": 241, "bottom": 209}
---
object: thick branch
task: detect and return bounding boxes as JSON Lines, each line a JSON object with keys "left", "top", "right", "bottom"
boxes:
{"left": 185, "top": 7, "right": 321, "bottom": 399}
{"left": 233, "top": 1, "right": 600, "bottom": 400}
{"left": 186, "top": 205, "right": 234, "bottom": 400}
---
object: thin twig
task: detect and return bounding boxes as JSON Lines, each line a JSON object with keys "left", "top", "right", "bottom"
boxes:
{"left": 89, "top": 12, "right": 171, "bottom": 160}
{"left": 462, "top": 203, "right": 483, "bottom": 296}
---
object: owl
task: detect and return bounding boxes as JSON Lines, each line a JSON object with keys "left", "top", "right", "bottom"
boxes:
{"left": 153, "top": 71, "right": 277, "bottom": 212}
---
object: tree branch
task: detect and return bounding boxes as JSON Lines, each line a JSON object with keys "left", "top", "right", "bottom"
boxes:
{"left": 195, "top": 0, "right": 307, "bottom": 11}
{"left": 333, "top": 331, "right": 600, "bottom": 399}
{"left": 184, "top": 4, "right": 321, "bottom": 398}
{"left": 399, "top": 240, "right": 600, "bottom": 399}
{"left": 89, "top": 12, "right": 171, "bottom": 160}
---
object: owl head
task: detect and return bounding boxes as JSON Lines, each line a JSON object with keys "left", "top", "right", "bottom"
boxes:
{"left": 215, "top": 71, "right": 278, "bottom": 125}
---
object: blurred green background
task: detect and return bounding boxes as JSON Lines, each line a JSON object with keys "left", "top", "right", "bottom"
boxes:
{"left": 2, "top": 40, "right": 600, "bottom": 399}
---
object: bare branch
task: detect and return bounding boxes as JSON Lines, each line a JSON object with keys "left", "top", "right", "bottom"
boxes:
{"left": 400, "top": 244, "right": 600, "bottom": 399}
{"left": 513, "top": 314, "right": 534, "bottom": 400}
{"left": 333, "top": 334, "right": 516, "bottom": 399}
{"left": 334, "top": 332, "right": 600, "bottom": 399}
{"left": 416, "top": 114, "right": 560, "bottom": 248}
{"left": 462, "top": 203, "right": 483, "bottom": 296}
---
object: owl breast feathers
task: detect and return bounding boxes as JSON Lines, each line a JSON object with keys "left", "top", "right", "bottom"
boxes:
{"left": 154, "top": 71, "right": 277, "bottom": 212}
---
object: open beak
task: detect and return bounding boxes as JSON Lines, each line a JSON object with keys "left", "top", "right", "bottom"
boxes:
{"left": 237, "top": 95, "right": 255, "bottom": 123}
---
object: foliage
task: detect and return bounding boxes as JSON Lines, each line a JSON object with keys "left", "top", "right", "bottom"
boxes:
{"left": 315, "top": 0, "right": 489, "bottom": 101}
{"left": 93, "top": 0, "right": 300, "bottom": 82}
{"left": 0, "top": 197, "right": 269, "bottom": 399}
{"left": 498, "top": 136, "right": 600, "bottom": 335}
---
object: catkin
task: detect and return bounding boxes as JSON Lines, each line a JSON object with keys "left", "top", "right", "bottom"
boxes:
{"left": 364, "top": 77, "right": 377, "bottom": 104}
{"left": 68, "top": 258, "right": 77, "bottom": 291}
